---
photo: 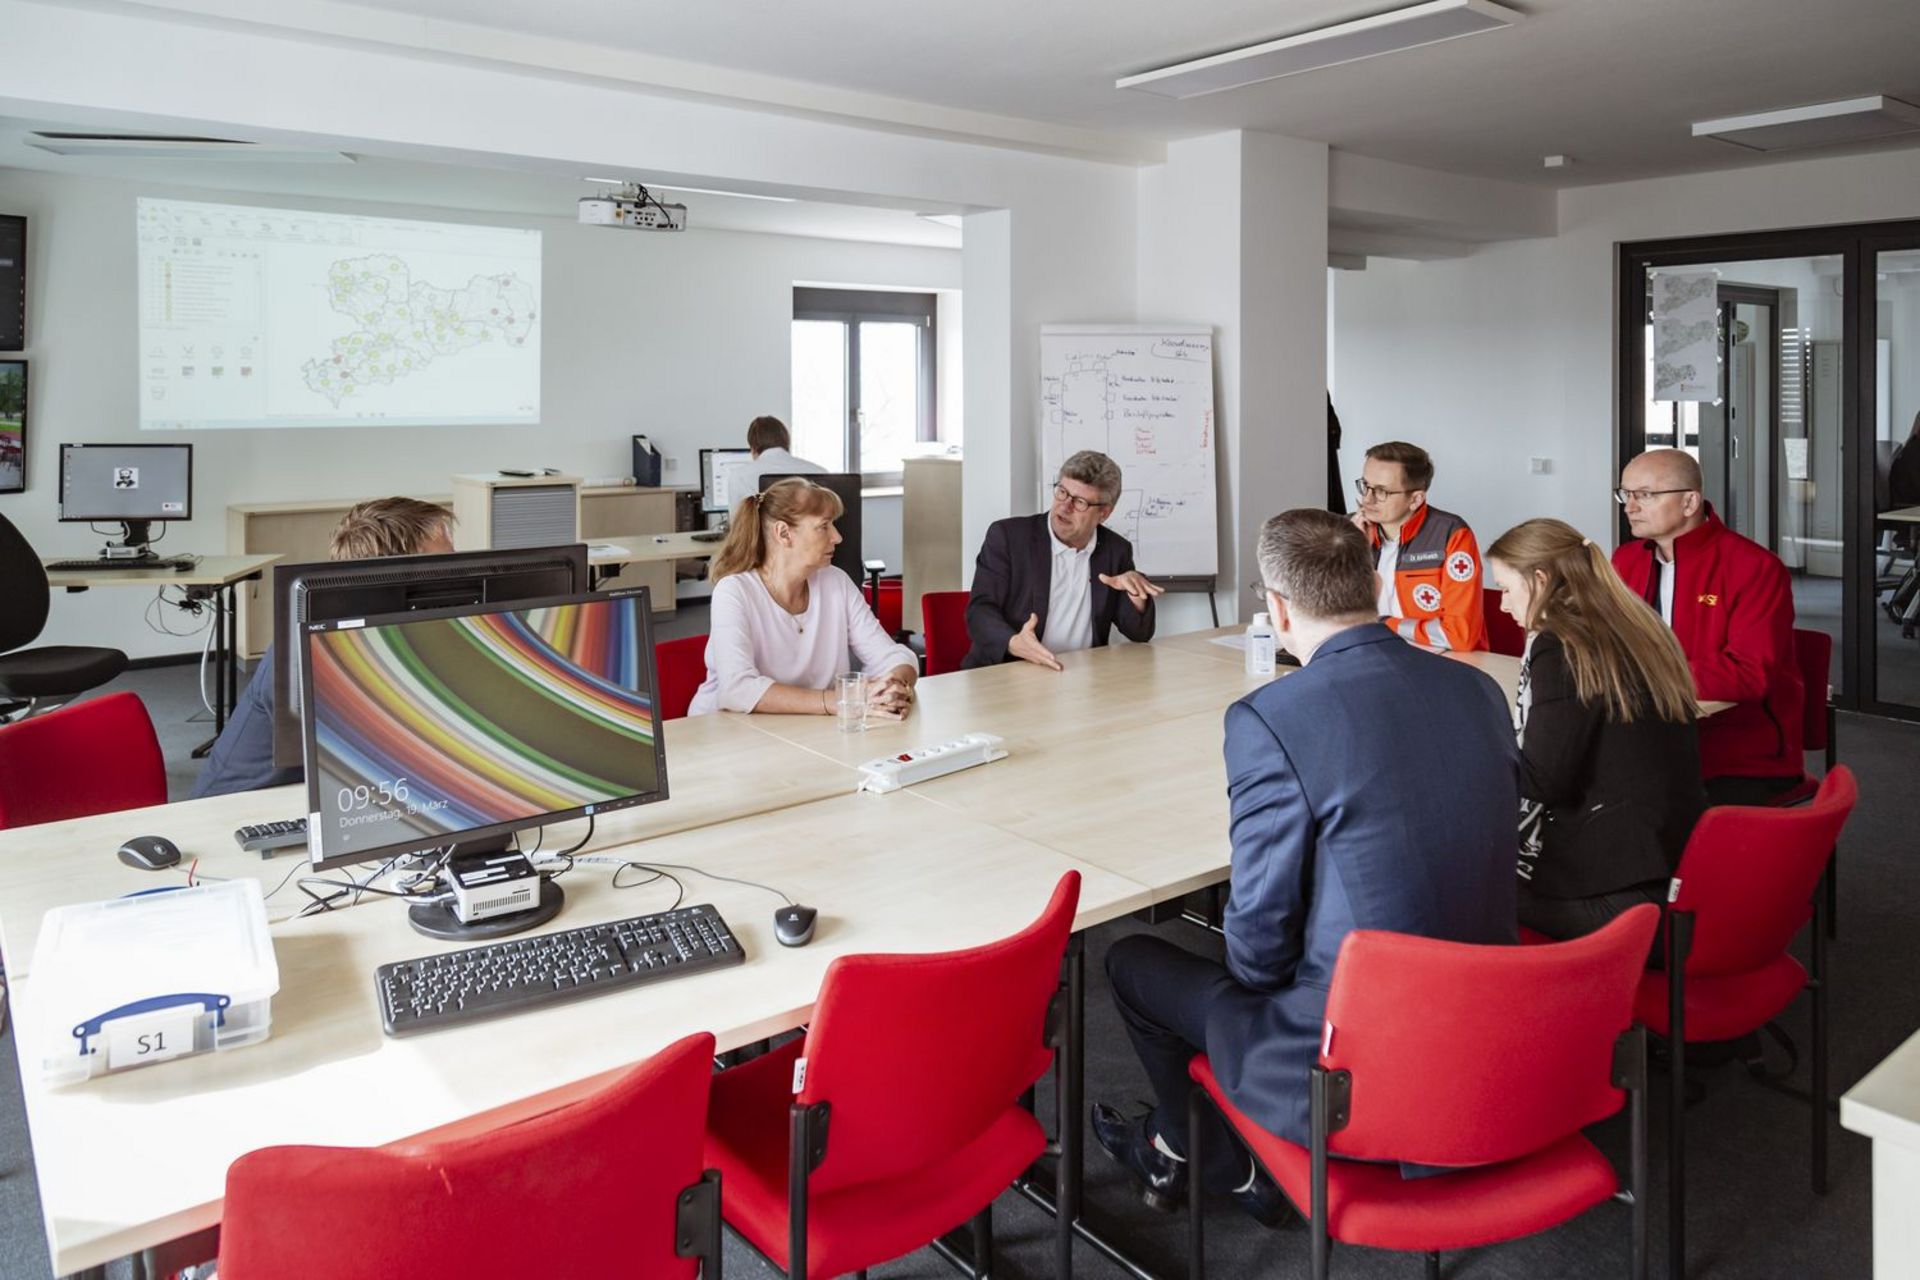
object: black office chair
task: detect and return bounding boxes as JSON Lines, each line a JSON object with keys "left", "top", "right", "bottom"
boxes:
{"left": 0, "top": 512, "right": 128, "bottom": 720}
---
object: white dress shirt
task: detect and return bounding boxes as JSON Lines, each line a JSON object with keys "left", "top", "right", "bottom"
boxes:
{"left": 1041, "top": 527, "right": 1095, "bottom": 655}
{"left": 689, "top": 565, "right": 917, "bottom": 715}
{"left": 752, "top": 446, "right": 828, "bottom": 483}
{"left": 1656, "top": 549, "right": 1676, "bottom": 625}
{"left": 1375, "top": 536, "right": 1402, "bottom": 618}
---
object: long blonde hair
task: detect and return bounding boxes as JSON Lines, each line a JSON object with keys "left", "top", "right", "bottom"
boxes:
{"left": 707, "top": 477, "right": 845, "bottom": 582}
{"left": 1487, "top": 518, "right": 1697, "bottom": 724}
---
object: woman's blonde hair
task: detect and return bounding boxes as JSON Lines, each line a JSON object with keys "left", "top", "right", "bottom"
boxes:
{"left": 708, "top": 477, "right": 845, "bottom": 582}
{"left": 1487, "top": 517, "right": 1697, "bottom": 724}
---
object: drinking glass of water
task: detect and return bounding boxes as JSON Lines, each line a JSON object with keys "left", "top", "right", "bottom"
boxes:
{"left": 835, "top": 672, "right": 867, "bottom": 732}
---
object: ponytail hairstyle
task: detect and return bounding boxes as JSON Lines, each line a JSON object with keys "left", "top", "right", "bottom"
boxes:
{"left": 1486, "top": 517, "right": 1697, "bottom": 724}
{"left": 707, "top": 477, "right": 846, "bottom": 582}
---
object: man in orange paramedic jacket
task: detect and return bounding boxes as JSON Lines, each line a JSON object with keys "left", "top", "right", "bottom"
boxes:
{"left": 1351, "top": 441, "right": 1486, "bottom": 652}
{"left": 1612, "top": 448, "right": 1804, "bottom": 806}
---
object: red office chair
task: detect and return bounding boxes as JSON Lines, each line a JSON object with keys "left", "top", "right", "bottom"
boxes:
{"left": 704, "top": 872, "right": 1080, "bottom": 1280}
{"left": 1189, "top": 906, "right": 1659, "bottom": 1280}
{"left": 1482, "top": 586, "right": 1526, "bottom": 658}
{"left": 1775, "top": 629, "right": 1840, "bottom": 937}
{"left": 921, "top": 590, "right": 971, "bottom": 676}
{"left": 655, "top": 635, "right": 709, "bottom": 722}
{"left": 0, "top": 691, "right": 166, "bottom": 829}
{"left": 218, "top": 1031, "right": 722, "bottom": 1279}
{"left": 862, "top": 574, "right": 904, "bottom": 638}
{"left": 1641, "top": 766, "right": 1855, "bottom": 1280}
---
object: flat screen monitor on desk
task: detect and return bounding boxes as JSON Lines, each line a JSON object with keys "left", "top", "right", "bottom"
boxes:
{"left": 299, "top": 586, "right": 667, "bottom": 932}
{"left": 761, "top": 471, "right": 864, "bottom": 585}
{"left": 269, "top": 543, "right": 591, "bottom": 770}
{"left": 58, "top": 442, "right": 192, "bottom": 557}
{"left": 700, "top": 447, "right": 756, "bottom": 519}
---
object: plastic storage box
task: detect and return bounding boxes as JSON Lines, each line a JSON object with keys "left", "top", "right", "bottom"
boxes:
{"left": 27, "top": 879, "right": 280, "bottom": 1087}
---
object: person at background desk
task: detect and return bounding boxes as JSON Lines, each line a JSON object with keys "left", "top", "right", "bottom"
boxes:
{"left": 1351, "top": 440, "right": 1486, "bottom": 651}
{"left": 689, "top": 477, "right": 917, "bottom": 717}
{"left": 747, "top": 414, "right": 827, "bottom": 482}
{"left": 1488, "top": 518, "right": 1705, "bottom": 943}
{"left": 1612, "top": 448, "right": 1803, "bottom": 805}
{"left": 189, "top": 497, "right": 454, "bottom": 799}
{"left": 962, "top": 449, "right": 1161, "bottom": 670}
{"left": 1093, "top": 509, "right": 1517, "bottom": 1224}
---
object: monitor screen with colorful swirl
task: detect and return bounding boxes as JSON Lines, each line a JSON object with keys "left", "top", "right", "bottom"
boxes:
{"left": 299, "top": 587, "right": 665, "bottom": 871}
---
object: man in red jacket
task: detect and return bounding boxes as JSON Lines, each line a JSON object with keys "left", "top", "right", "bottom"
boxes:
{"left": 1612, "top": 449, "right": 1804, "bottom": 804}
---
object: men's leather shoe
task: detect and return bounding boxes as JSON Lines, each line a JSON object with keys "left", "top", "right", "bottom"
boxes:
{"left": 1091, "top": 1102, "right": 1187, "bottom": 1213}
{"left": 1232, "top": 1161, "right": 1298, "bottom": 1229}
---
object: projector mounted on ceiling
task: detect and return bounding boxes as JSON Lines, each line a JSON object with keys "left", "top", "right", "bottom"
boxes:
{"left": 578, "top": 182, "right": 687, "bottom": 232}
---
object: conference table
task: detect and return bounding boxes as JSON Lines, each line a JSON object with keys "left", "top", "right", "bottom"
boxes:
{"left": 1, "top": 632, "right": 1528, "bottom": 1278}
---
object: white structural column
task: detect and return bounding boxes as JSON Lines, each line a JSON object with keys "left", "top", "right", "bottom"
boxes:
{"left": 1139, "top": 131, "right": 1329, "bottom": 628}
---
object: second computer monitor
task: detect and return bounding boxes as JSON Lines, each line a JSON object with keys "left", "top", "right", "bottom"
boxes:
{"left": 699, "top": 447, "right": 756, "bottom": 517}
{"left": 59, "top": 442, "right": 192, "bottom": 550}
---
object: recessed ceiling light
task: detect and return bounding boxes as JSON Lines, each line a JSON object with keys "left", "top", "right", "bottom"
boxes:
{"left": 1117, "top": 0, "right": 1522, "bottom": 99}
{"left": 1693, "top": 95, "right": 1920, "bottom": 153}
{"left": 1543, "top": 155, "right": 1573, "bottom": 169}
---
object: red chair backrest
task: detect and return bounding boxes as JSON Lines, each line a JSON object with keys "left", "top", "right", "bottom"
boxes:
{"left": 869, "top": 577, "right": 904, "bottom": 636}
{"left": 218, "top": 1031, "right": 716, "bottom": 1280}
{"left": 921, "top": 590, "right": 971, "bottom": 676}
{"left": 1482, "top": 586, "right": 1526, "bottom": 658}
{"left": 0, "top": 692, "right": 166, "bottom": 829}
{"left": 654, "top": 635, "right": 708, "bottom": 721}
{"left": 1320, "top": 905, "right": 1657, "bottom": 1168}
{"left": 1672, "top": 766, "right": 1856, "bottom": 977}
{"left": 1791, "top": 627, "right": 1831, "bottom": 753}
{"left": 796, "top": 872, "right": 1079, "bottom": 1193}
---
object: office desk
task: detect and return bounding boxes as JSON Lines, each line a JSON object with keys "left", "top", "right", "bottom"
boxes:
{"left": 1, "top": 784, "right": 1149, "bottom": 1277}
{"left": 1841, "top": 1026, "right": 1920, "bottom": 1276}
{"left": 41, "top": 555, "right": 281, "bottom": 755}
{"left": 585, "top": 531, "right": 723, "bottom": 596}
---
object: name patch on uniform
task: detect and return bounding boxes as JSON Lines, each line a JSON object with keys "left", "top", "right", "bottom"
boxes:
{"left": 1446, "top": 550, "right": 1476, "bottom": 582}
{"left": 1697, "top": 594, "right": 1719, "bottom": 606}
{"left": 1412, "top": 583, "right": 1443, "bottom": 613}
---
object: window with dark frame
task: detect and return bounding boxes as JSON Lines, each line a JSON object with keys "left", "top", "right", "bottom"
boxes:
{"left": 791, "top": 287, "right": 937, "bottom": 485}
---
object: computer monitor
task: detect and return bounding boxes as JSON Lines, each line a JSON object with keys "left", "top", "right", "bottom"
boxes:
{"left": 270, "top": 542, "right": 591, "bottom": 770}
{"left": 58, "top": 442, "right": 193, "bottom": 557}
{"left": 299, "top": 586, "right": 667, "bottom": 929}
{"left": 700, "top": 447, "right": 756, "bottom": 517}
{"left": 760, "top": 471, "right": 864, "bottom": 584}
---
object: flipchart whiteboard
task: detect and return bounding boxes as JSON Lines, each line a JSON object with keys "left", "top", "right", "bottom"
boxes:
{"left": 1039, "top": 324, "right": 1217, "bottom": 577}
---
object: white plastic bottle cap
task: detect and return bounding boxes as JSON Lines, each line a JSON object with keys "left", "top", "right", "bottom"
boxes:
{"left": 1252, "top": 612, "right": 1269, "bottom": 627}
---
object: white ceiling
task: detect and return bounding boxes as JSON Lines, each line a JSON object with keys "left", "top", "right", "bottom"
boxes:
{"left": 166, "top": 0, "right": 1920, "bottom": 188}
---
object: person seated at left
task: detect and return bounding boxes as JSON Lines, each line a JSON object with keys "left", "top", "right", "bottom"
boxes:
{"left": 190, "top": 497, "right": 455, "bottom": 799}
{"left": 689, "top": 477, "right": 917, "bottom": 717}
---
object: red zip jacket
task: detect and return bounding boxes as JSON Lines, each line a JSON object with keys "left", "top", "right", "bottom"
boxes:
{"left": 1364, "top": 503, "right": 1487, "bottom": 652}
{"left": 1611, "top": 509, "right": 1803, "bottom": 780}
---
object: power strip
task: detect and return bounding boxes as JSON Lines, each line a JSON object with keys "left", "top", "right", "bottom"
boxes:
{"left": 856, "top": 733, "right": 1008, "bottom": 793}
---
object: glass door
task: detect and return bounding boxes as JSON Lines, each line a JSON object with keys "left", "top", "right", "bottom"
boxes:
{"left": 1870, "top": 241, "right": 1920, "bottom": 713}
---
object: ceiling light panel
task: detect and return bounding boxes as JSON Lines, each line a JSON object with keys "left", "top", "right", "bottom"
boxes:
{"left": 1692, "top": 95, "right": 1920, "bottom": 153}
{"left": 1117, "top": 0, "right": 1522, "bottom": 99}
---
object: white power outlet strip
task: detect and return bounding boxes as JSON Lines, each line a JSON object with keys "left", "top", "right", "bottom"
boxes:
{"left": 856, "top": 733, "right": 1008, "bottom": 793}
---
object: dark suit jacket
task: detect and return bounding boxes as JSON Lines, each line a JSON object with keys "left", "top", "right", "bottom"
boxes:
{"left": 961, "top": 514, "right": 1155, "bottom": 668}
{"left": 1207, "top": 624, "right": 1520, "bottom": 1148}
{"left": 1519, "top": 631, "right": 1706, "bottom": 899}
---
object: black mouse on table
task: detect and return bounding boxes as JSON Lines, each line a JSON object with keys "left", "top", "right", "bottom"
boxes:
{"left": 117, "top": 835, "right": 182, "bottom": 871}
{"left": 774, "top": 904, "right": 818, "bottom": 947}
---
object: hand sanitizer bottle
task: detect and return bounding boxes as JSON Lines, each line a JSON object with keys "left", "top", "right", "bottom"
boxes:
{"left": 1246, "top": 611, "right": 1277, "bottom": 677}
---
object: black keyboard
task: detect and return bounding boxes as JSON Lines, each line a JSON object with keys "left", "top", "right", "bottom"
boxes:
{"left": 234, "top": 817, "right": 308, "bottom": 856}
{"left": 44, "top": 556, "right": 199, "bottom": 572}
{"left": 375, "top": 903, "right": 746, "bottom": 1037}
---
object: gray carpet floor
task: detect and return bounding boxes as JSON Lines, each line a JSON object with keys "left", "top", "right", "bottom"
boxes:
{"left": 2, "top": 620, "right": 1913, "bottom": 1278}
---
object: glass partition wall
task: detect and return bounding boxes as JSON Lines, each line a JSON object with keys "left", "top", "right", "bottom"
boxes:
{"left": 1620, "top": 220, "right": 1920, "bottom": 720}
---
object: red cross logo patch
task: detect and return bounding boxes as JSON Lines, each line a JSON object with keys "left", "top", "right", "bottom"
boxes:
{"left": 1412, "top": 583, "right": 1443, "bottom": 613}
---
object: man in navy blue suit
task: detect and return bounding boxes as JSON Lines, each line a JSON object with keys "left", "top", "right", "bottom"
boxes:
{"left": 1094, "top": 508, "right": 1519, "bottom": 1224}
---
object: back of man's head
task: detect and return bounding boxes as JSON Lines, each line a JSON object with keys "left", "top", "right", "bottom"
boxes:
{"left": 330, "top": 497, "right": 454, "bottom": 561}
{"left": 1257, "top": 509, "right": 1378, "bottom": 622}
{"left": 746, "top": 415, "right": 791, "bottom": 456}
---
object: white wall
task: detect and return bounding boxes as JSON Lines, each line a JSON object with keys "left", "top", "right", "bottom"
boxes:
{"left": 1335, "top": 146, "right": 1920, "bottom": 549}
{"left": 0, "top": 166, "right": 958, "bottom": 656}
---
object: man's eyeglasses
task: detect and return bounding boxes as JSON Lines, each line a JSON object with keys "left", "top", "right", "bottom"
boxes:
{"left": 1613, "top": 488, "right": 1692, "bottom": 505}
{"left": 1053, "top": 484, "right": 1112, "bottom": 513}
{"left": 1353, "top": 479, "right": 1414, "bottom": 502}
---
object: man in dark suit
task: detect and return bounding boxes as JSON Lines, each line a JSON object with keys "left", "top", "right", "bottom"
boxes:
{"left": 962, "top": 450, "right": 1161, "bottom": 669}
{"left": 1094, "top": 508, "right": 1519, "bottom": 1224}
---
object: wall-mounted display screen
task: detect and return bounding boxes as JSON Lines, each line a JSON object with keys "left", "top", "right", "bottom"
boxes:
{"left": 136, "top": 198, "right": 541, "bottom": 430}
{"left": 0, "top": 216, "right": 23, "bottom": 352}
{"left": 0, "top": 361, "right": 24, "bottom": 495}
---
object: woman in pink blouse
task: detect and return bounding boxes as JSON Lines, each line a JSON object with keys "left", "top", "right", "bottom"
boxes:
{"left": 688, "top": 478, "right": 920, "bottom": 717}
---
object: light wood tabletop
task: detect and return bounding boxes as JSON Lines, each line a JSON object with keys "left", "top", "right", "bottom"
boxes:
{"left": 587, "top": 531, "right": 725, "bottom": 566}
{"left": 1879, "top": 505, "right": 1920, "bottom": 524}
{"left": 41, "top": 553, "right": 281, "bottom": 591}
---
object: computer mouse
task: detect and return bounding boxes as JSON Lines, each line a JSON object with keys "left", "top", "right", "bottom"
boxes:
{"left": 117, "top": 835, "right": 182, "bottom": 871}
{"left": 774, "top": 904, "right": 818, "bottom": 947}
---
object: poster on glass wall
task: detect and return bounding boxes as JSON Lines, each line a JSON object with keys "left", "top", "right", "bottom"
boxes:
{"left": 1651, "top": 268, "right": 1719, "bottom": 402}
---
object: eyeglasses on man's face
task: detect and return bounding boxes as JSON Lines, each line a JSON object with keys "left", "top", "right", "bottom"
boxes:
{"left": 1053, "top": 483, "right": 1111, "bottom": 513}
{"left": 1353, "top": 479, "right": 1414, "bottom": 502}
{"left": 1613, "top": 488, "right": 1692, "bottom": 506}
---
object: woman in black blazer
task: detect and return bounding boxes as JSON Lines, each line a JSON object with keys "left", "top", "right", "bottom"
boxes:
{"left": 1486, "top": 518, "right": 1707, "bottom": 941}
